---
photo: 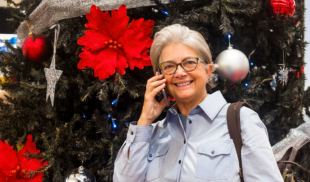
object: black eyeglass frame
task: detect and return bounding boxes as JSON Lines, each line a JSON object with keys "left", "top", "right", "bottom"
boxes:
{"left": 159, "top": 57, "right": 205, "bottom": 75}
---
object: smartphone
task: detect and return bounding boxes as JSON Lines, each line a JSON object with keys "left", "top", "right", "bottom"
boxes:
{"left": 158, "top": 68, "right": 170, "bottom": 106}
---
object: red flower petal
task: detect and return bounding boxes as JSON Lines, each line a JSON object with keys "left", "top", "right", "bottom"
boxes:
{"left": 85, "top": 5, "right": 110, "bottom": 30}
{"left": 129, "top": 19, "right": 154, "bottom": 36}
{"left": 94, "top": 49, "right": 118, "bottom": 80}
{"left": 0, "top": 140, "right": 18, "bottom": 176}
{"left": 119, "top": 29, "right": 153, "bottom": 59}
{"left": 77, "top": 30, "right": 111, "bottom": 52}
{"left": 0, "top": 170, "right": 6, "bottom": 181}
{"left": 79, "top": 49, "right": 118, "bottom": 80}
{"left": 78, "top": 50, "right": 97, "bottom": 69}
{"left": 107, "top": 4, "right": 129, "bottom": 40}
{"left": 128, "top": 48, "right": 152, "bottom": 70}
{"left": 17, "top": 135, "right": 48, "bottom": 180}
{"left": 116, "top": 51, "right": 128, "bottom": 75}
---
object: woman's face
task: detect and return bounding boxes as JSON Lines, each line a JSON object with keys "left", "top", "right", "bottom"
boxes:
{"left": 160, "top": 43, "right": 213, "bottom": 103}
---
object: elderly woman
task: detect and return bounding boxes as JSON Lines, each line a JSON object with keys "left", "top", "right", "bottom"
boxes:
{"left": 113, "top": 24, "right": 283, "bottom": 182}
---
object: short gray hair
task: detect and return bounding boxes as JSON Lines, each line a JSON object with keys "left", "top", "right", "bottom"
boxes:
{"left": 150, "top": 24, "right": 217, "bottom": 89}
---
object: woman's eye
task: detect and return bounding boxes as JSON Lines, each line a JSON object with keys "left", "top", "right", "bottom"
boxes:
{"left": 165, "top": 65, "right": 174, "bottom": 69}
{"left": 184, "top": 60, "right": 196, "bottom": 65}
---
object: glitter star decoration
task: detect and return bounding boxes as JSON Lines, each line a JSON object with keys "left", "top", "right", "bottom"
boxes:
{"left": 278, "top": 67, "right": 292, "bottom": 86}
{"left": 44, "top": 55, "right": 62, "bottom": 106}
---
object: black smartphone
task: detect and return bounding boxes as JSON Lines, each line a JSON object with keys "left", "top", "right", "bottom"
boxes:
{"left": 158, "top": 68, "right": 170, "bottom": 106}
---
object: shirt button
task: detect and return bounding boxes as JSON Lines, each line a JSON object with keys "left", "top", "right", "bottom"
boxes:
{"left": 149, "top": 154, "right": 152, "bottom": 157}
{"left": 130, "top": 131, "right": 134, "bottom": 135}
{"left": 211, "top": 150, "right": 215, "bottom": 155}
{"left": 189, "top": 120, "right": 192, "bottom": 124}
{"left": 179, "top": 160, "right": 181, "bottom": 164}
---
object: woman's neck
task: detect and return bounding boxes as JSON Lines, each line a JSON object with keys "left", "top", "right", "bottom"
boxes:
{"left": 176, "top": 93, "right": 208, "bottom": 116}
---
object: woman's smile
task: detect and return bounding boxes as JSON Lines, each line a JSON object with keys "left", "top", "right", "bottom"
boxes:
{"left": 173, "top": 80, "right": 194, "bottom": 87}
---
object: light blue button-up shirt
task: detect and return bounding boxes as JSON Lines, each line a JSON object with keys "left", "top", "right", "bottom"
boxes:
{"left": 113, "top": 91, "right": 283, "bottom": 182}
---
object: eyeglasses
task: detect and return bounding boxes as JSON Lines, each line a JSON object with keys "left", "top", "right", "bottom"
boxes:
{"left": 159, "top": 57, "right": 205, "bottom": 75}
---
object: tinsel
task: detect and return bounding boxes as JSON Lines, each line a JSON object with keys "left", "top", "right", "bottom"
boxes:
{"left": 16, "top": 0, "right": 193, "bottom": 47}
{"left": 272, "top": 122, "right": 310, "bottom": 162}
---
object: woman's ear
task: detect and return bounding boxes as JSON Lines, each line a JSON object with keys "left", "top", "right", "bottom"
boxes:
{"left": 205, "top": 64, "right": 213, "bottom": 79}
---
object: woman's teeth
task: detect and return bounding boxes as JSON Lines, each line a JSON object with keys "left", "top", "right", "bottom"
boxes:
{"left": 176, "top": 81, "right": 192, "bottom": 86}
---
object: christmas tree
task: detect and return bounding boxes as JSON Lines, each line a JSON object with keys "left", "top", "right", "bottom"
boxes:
{"left": 0, "top": 0, "right": 308, "bottom": 181}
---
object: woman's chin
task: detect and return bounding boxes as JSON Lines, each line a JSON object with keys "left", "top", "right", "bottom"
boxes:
{"left": 174, "top": 93, "right": 195, "bottom": 101}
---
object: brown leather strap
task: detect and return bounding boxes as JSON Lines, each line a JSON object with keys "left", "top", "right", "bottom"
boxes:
{"left": 227, "top": 101, "right": 253, "bottom": 182}
{"left": 277, "top": 161, "right": 310, "bottom": 174}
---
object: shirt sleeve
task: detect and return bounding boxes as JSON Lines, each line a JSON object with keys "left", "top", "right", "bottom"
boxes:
{"left": 113, "top": 121, "right": 153, "bottom": 182}
{"left": 240, "top": 107, "right": 284, "bottom": 182}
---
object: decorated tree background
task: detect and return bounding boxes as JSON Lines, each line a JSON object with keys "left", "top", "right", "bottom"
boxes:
{"left": 0, "top": 0, "right": 309, "bottom": 181}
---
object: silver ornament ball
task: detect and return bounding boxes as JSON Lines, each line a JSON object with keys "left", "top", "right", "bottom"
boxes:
{"left": 65, "top": 166, "right": 96, "bottom": 182}
{"left": 215, "top": 47, "right": 249, "bottom": 83}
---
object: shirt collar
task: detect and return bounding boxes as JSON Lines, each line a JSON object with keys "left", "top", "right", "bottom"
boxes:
{"left": 164, "top": 91, "right": 227, "bottom": 125}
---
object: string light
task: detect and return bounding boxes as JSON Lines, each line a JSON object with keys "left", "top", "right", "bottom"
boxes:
{"left": 160, "top": 10, "right": 170, "bottom": 16}
{"left": 214, "top": 78, "right": 218, "bottom": 82}
{"left": 83, "top": 113, "right": 86, "bottom": 118}
{"left": 250, "top": 62, "right": 254, "bottom": 66}
{"left": 111, "top": 99, "right": 117, "bottom": 105}
{"left": 112, "top": 119, "right": 117, "bottom": 129}
{"left": 245, "top": 83, "right": 249, "bottom": 87}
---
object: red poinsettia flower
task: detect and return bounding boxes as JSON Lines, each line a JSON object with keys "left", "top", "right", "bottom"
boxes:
{"left": 0, "top": 135, "right": 48, "bottom": 181}
{"left": 77, "top": 4, "right": 154, "bottom": 80}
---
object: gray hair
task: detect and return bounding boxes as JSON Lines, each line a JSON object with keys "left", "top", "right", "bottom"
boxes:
{"left": 150, "top": 24, "right": 217, "bottom": 89}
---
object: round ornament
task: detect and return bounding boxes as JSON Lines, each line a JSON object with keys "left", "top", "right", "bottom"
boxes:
{"left": 65, "top": 166, "right": 96, "bottom": 182}
{"left": 215, "top": 47, "right": 249, "bottom": 83}
{"left": 266, "top": 0, "right": 295, "bottom": 18}
{"left": 22, "top": 34, "right": 53, "bottom": 63}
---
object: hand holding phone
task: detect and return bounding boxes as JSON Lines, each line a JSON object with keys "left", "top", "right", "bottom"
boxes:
{"left": 137, "top": 72, "right": 171, "bottom": 126}
{"left": 158, "top": 68, "right": 170, "bottom": 106}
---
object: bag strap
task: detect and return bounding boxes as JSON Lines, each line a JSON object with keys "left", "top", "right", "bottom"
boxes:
{"left": 227, "top": 101, "right": 253, "bottom": 182}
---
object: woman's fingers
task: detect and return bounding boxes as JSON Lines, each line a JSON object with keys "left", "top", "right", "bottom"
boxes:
{"left": 158, "top": 94, "right": 170, "bottom": 108}
{"left": 150, "top": 83, "right": 166, "bottom": 97}
{"left": 149, "top": 79, "right": 166, "bottom": 90}
{"left": 147, "top": 73, "right": 164, "bottom": 84}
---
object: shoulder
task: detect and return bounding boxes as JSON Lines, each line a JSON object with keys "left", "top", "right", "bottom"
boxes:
{"left": 239, "top": 106, "right": 269, "bottom": 138}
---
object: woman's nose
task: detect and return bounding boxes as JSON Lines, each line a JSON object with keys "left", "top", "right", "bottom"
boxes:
{"left": 174, "top": 64, "right": 187, "bottom": 77}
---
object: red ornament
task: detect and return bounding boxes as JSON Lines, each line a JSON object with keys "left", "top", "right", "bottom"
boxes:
{"left": 77, "top": 5, "right": 154, "bottom": 80}
{"left": 294, "top": 18, "right": 300, "bottom": 26}
{"left": 266, "top": 0, "right": 295, "bottom": 18}
{"left": 0, "top": 135, "right": 48, "bottom": 181}
{"left": 301, "top": 66, "right": 304, "bottom": 73}
{"left": 22, "top": 34, "right": 53, "bottom": 63}
{"left": 114, "top": 77, "right": 119, "bottom": 83}
{"left": 170, "top": 98, "right": 175, "bottom": 102}
{"left": 297, "top": 72, "right": 300, "bottom": 79}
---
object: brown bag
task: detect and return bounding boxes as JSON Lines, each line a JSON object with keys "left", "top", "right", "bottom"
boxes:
{"left": 227, "top": 102, "right": 301, "bottom": 182}
{"left": 226, "top": 101, "right": 252, "bottom": 182}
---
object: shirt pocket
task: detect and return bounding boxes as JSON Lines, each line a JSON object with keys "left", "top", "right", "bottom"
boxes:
{"left": 146, "top": 143, "right": 170, "bottom": 181}
{"left": 195, "top": 140, "right": 232, "bottom": 180}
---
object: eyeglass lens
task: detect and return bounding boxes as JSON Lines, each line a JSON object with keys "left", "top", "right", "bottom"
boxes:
{"left": 161, "top": 58, "right": 198, "bottom": 75}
